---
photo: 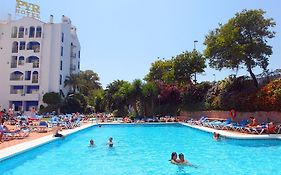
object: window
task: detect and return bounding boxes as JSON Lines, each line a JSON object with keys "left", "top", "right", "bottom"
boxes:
{"left": 27, "top": 41, "right": 40, "bottom": 52}
{"left": 18, "top": 27, "right": 24, "bottom": 38}
{"left": 59, "top": 75, "right": 62, "bottom": 85}
{"left": 10, "top": 71, "right": 24, "bottom": 81}
{"left": 61, "top": 46, "right": 63, "bottom": 56}
{"left": 26, "top": 56, "right": 39, "bottom": 68}
{"left": 18, "top": 56, "right": 25, "bottom": 65}
{"left": 11, "top": 26, "right": 17, "bottom": 38}
{"left": 19, "top": 41, "right": 25, "bottom": 50}
{"left": 29, "top": 26, "right": 35, "bottom": 38}
{"left": 78, "top": 61, "right": 80, "bottom": 69}
{"left": 36, "top": 26, "right": 42, "bottom": 38}
{"left": 61, "top": 32, "right": 64, "bottom": 42}
{"left": 12, "top": 41, "right": 18, "bottom": 53}
{"left": 10, "top": 86, "right": 24, "bottom": 94}
{"left": 25, "top": 71, "right": 31, "bottom": 80}
{"left": 32, "top": 71, "right": 38, "bottom": 83}
{"left": 26, "top": 85, "right": 39, "bottom": 94}
{"left": 78, "top": 51, "right": 80, "bottom": 58}
{"left": 11, "top": 56, "right": 17, "bottom": 68}
{"left": 60, "top": 60, "right": 63, "bottom": 70}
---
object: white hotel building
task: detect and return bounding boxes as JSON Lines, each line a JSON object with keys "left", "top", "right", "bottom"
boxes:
{"left": 0, "top": 15, "right": 81, "bottom": 111}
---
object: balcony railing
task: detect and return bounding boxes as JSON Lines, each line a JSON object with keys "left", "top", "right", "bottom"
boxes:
{"left": 32, "top": 78, "right": 38, "bottom": 83}
{"left": 10, "top": 76, "right": 23, "bottom": 81}
{"left": 33, "top": 46, "right": 40, "bottom": 53}
{"left": 27, "top": 89, "right": 39, "bottom": 94}
{"left": 10, "top": 89, "right": 24, "bottom": 94}
{"left": 18, "top": 60, "right": 25, "bottom": 65}
{"left": 33, "top": 62, "right": 39, "bottom": 68}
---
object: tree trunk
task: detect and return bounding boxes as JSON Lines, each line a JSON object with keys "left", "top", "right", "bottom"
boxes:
{"left": 247, "top": 66, "right": 258, "bottom": 87}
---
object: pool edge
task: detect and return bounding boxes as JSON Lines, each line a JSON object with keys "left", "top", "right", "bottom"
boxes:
{"left": 181, "top": 123, "right": 281, "bottom": 140}
{"left": 0, "top": 123, "right": 97, "bottom": 162}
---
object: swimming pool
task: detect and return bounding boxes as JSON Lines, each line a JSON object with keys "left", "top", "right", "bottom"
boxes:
{"left": 1, "top": 124, "right": 281, "bottom": 175}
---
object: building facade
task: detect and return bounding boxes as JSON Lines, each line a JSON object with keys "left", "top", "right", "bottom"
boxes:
{"left": 0, "top": 14, "right": 81, "bottom": 111}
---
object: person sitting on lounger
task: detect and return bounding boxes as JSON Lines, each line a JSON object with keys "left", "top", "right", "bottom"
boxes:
{"left": 89, "top": 139, "right": 95, "bottom": 147}
{"left": 53, "top": 123, "right": 63, "bottom": 137}
{"left": 266, "top": 122, "right": 276, "bottom": 134}
{"left": 247, "top": 116, "right": 258, "bottom": 127}
{"left": 170, "top": 152, "right": 179, "bottom": 164}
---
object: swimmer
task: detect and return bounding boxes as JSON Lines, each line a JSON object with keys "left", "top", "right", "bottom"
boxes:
{"left": 89, "top": 139, "right": 95, "bottom": 147}
{"left": 170, "top": 152, "right": 179, "bottom": 164}
{"left": 213, "top": 132, "right": 220, "bottom": 141}
{"left": 178, "top": 153, "right": 196, "bottom": 167}
{"left": 107, "top": 137, "right": 113, "bottom": 147}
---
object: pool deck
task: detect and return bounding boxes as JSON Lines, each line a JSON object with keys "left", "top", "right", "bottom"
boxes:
{"left": 0, "top": 122, "right": 97, "bottom": 162}
{"left": 181, "top": 123, "right": 281, "bottom": 140}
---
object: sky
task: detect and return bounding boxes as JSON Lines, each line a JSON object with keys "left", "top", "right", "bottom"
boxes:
{"left": 1, "top": 0, "right": 281, "bottom": 88}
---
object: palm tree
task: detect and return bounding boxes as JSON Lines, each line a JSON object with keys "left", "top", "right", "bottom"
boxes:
{"left": 79, "top": 70, "right": 102, "bottom": 96}
{"left": 64, "top": 73, "right": 81, "bottom": 93}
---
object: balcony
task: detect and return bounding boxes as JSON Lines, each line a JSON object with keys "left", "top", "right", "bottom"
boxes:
{"left": 28, "top": 89, "right": 39, "bottom": 94}
{"left": 18, "top": 60, "right": 25, "bottom": 66}
{"left": 33, "top": 62, "right": 39, "bottom": 68}
{"left": 9, "top": 93, "right": 39, "bottom": 101}
{"left": 33, "top": 46, "right": 40, "bottom": 53}
{"left": 10, "top": 75, "right": 23, "bottom": 81}
{"left": 10, "top": 89, "right": 24, "bottom": 94}
{"left": 32, "top": 78, "right": 38, "bottom": 83}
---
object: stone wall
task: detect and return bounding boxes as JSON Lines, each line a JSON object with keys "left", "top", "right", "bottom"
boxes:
{"left": 180, "top": 110, "right": 281, "bottom": 123}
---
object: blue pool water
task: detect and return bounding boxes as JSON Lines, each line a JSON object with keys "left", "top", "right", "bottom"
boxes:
{"left": 1, "top": 124, "right": 281, "bottom": 175}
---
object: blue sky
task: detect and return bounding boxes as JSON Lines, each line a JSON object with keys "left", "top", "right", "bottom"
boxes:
{"left": 1, "top": 0, "right": 281, "bottom": 87}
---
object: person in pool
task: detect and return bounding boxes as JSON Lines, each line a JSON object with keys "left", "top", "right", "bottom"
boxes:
{"left": 107, "top": 137, "right": 113, "bottom": 147}
{"left": 89, "top": 139, "right": 95, "bottom": 147}
{"left": 213, "top": 132, "right": 220, "bottom": 141}
{"left": 178, "top": 153, "right": 196, "bottom": 167}
{"left": 170, "top": 152, "right": 179, "bottom": 164}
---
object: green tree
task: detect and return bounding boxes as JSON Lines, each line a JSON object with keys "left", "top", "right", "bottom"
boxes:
{"left": 174, "top": 50, "right": 206, "bottom": 85}
{"left": 142, "top": 82, "right": 158, "bottom": 116}
{"left": 145, "top": 59, "right": 175, "bottom": 84}
{"left": 42, "top": 92, "right": 61, "bottom": 113}
{"left": 104, "top": 80, "right": 131, "bottom": 115}
{"left": 89, "top": 89, "right": 105, "bottom": 112}
{"left": 204, "top": 9, "right": 276, "bottom": 87}
{"left": 63, "top": 93, "right": 87, "bottom": 113}
{"left": 43, "top": 92, "right": 61, "bottom": 106}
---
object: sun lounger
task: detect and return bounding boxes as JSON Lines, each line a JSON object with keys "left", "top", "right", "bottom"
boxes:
{"left": 229, "top": 120, "right": 248, "bottom": 132}
{"left": 189, "top": 116, "right": 208, "bottom": 125}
